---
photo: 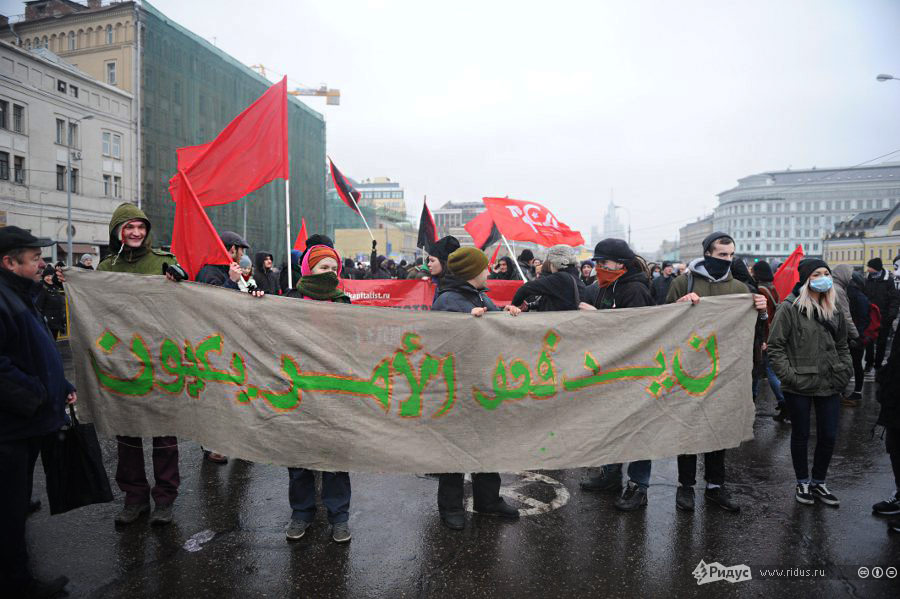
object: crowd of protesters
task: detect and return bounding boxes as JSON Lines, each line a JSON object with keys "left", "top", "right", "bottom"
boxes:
{"left": 2, "top": 203, "right": 899, "bottom": 596}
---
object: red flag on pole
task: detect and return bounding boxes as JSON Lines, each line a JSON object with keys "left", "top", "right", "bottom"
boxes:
{"left": 489, "top": 242, "right": 502, "bottom": 266}
{"left": 774, "top": 244, "right": 805, "bottom": 300}
{"left": 170, "top": 170, "right": 233, "bottom": 280}
{"left": 464, "top": 209, "right": 502, "bottom": 251}
{"left": 482, "top": 197, "right": 584, "bottom": 247}
{"left": 293, "top": 218, "right": 308, "bottom": 252}
{"left": 170, "top": 77, "right": 289, "bottom": 206}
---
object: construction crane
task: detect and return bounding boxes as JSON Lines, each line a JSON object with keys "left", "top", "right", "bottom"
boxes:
{"left": 250, "top": 64, "right": 340, "bottom": 105}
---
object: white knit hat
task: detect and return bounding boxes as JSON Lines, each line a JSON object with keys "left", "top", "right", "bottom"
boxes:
{"left": 545, "top": 244, "right": 576, "bottom": 270}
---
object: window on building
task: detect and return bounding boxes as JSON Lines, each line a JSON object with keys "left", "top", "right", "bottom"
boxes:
{"left": 102, "top": 131, "right": 111, "bottom": 155}
{"left": 0, "top": 152, "right": 8, "bottom": 180}
{"left": 12, "top": 105, "right": 23, "bottom": 133}
{"left": 106, "top": 61, "right": 117, "bottom": 85}
{"left": 69, "top": 168, "right": 78, "bottom": 194}
{"left": 106, "top": 25, "right": 113, "bottom": 44}
{"left": 13, "top": 156, "right": 24, "bottom": 184}
{"left": 56, "top": 165, "right": 65, "bottom": 190}
{"left": 68, "top": 31, "right": 75, "bottom": 51}
{"left": 103, "top": 174, "right": 111, "bottom": 196}
{"left": 67, "top": 122, "right": 78, "bottom": 147}
{"left": 57, "top": 80, "right": 67, "bottom": 93}
{"left": 114, "top": 176, "right": 122, "bottom": 198}
{"left": 41, "top": 36, "right": 47, "bottom": 48}
{"left": 0, "top": 100, "right": 7, "bottom": 129}
{"left": 70, "top": 85, "right": 78, "bottom": 98}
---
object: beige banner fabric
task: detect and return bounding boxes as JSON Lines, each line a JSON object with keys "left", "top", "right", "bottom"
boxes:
{"left": 65, "top": 270, "right": 758, "bottom": 473}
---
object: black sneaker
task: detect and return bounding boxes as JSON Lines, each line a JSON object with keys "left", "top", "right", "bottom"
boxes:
{"left": 873, "top": 492, "right": 900, "bottom": 516}
{"left": 25, "top": 575, "right": 69, "bottom": 599}
{"left": 474, "top": 498, "right": 520, "bottom": 519}
{"left": 705, "top": 486, "right": 740, "bottom": 512}
{"left": 676, "top": 486, "right": 695, "bottom": 511}
{"left": 795, "top": 482, "right": 814, "bottom": 505}
{"left": 580, "top": 470, "right": 622, "bottom": 493}
{"left": 614, "top": 482, "right": 648, "bottom": 512}
{"left": 285, "top": 519, "right": 310, "bottom": 541}
{"left": 810, "top": 483, "right": 839, "bottom": 507}
{"left": 440, "top": 512, "right": 465, "bottom": 530}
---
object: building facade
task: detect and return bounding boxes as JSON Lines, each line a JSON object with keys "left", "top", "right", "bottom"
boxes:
{"left": 678, "top": 214, "right": 713, "bottom": 264}
{"left": 432, "top": 200, "right": 485, "bottom": 246}
{"left": 356, "top": 176, "right": 406, "bottom": 218}
{"left": 602, "top": 198, "right": 624, "bottom": 240}
{"left": 823, "top": 204, "right": 900, "bottom": 268}
{"left": 1, "top": 0, "right": 327, "bottom": 261}
{"left": 0, "top": 39, "right": 134, "bottom": 262}
{"left": 714, "top": 163, "right": 900, "bottom": 261}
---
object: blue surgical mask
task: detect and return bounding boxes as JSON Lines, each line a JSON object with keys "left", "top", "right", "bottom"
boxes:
{"left": 809, "top": 276, "right": 833, "bottom": 292}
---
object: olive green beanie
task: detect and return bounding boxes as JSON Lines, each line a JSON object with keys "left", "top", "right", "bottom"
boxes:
{"left": 448, "top": 247, "right": 489, "bottom": 281}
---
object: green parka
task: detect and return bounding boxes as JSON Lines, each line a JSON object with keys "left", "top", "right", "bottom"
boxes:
{"left": 767, "top": 293, "right": 852, "bottom": 397}
{"left": 97, "top": 203, "right": 178, "bottom": 275}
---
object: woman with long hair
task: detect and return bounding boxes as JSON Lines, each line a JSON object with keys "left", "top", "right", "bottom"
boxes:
{"left": 768, "top": 259, "right": 852, "bottom": 507}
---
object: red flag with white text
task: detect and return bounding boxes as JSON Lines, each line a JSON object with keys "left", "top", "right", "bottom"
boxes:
{"left": 482, "top": 197, "right": 584, "bottom": 247}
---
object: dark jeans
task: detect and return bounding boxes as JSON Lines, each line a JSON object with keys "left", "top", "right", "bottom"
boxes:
{"left": 783, "top": 392, "right": 840, "bottom": 484}
{"left": 677, "top": 450, "right": 725, "bottom": 487}
{"left": 752, "top": 355, "right": 785, "bottom": 404}
{"left": 865, "top": 325, "right": 890, "bottom": 369}
{"left": 438, "top": 473, "right": 501, "bottom": 516}
{"left": 115, "top": 436, "right": 180, "bottom": 506}
{"left": 288, "top": 468, "right": 351, "bottom": 524}
{"left": 603, "top": 460, "right": 652, "bottom": 487}
{"left": 850, "top": 343, "right": 865, "bottom": 393}
{"left": 0, "top": 436, "right": 43, "bottom": 592}
{"left": 887, "top": 427, "right": 900, "bottom": 492}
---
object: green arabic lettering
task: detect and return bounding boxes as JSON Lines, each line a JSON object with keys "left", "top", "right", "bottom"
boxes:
{"left": 194, "top": 334, "right": 247, "bottom": 385}
{"left": 157, "top": 338, "right": 185, "bottom": 394}
{"left": 562, "top": 350, "right": 667, "bottom": 392}
{"left": 671, "top": 334, "right": 719, "bottom": 394}
{"left": 530, "top": 330, "right": 560, "bottom": 398}
{"left": 89, "top": 332, "right": 155, "bottom": 396}
{"left": 431, "top": 354, "right": 457, "bottom": 418}
{"left": 180, "top": 341, "right": 207, "bottom": 398}
{"left": 392, "top": 333, "right": 441, "bottom": 418}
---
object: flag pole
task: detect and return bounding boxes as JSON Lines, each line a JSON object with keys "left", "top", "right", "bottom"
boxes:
{"left": 501, "top": 233, "right": 528, "bottom": 281}
{"left": 285, "top": 179, "right": 292, "bottom": 289}
{"left": 351, "top": 193, "right": 375, "bottom": 242}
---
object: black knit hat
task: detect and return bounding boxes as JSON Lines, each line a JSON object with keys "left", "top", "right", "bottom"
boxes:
{"left": 661, "top": 261, "right": 672, "bottom": 269}
{"left": 518, "top": 249, "right": 535, "bottom": 263}
{"left": 867, "top": 257, "right": 883, "bottom": 271}
{"left": 427, "top": 235, "right": 460, "bottom": 262}
{"left": 751, "top": 260, "right": 774, "bottom": 282}
{"left": 701, "top": 231, "right": 735, "bottom": 255}
{"left": 798, "top": 258, "right": 830, "bottom": 286}
{"left": 593, "top": 238, "right": 635, "bottom": 262}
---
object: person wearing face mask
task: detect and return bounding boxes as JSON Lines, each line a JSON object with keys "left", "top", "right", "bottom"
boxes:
{"left": 282, "top": 244, "right": 353, "bottom": 544}
{"left": 768, "top": 259, "right": 851, "bottom": 507}
{"left": 650, "top": 261, "right": 675, "bottom": 305}
{"left": 863, "top": 257, "right": 899, "bottom": 372}
{"left": 665, "top": 232, "right": 768, "bottom": 514}
{"left": 579, "top": 239, "right": 655, "bottom": 511}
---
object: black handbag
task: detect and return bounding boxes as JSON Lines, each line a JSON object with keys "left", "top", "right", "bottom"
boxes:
{"left": 41, "top": 405, "right": 114, "bottom": 515}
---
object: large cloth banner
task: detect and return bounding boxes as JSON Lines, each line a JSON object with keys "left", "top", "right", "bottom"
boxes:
{"left": 65, "top": 270, "right": 757, "bottom": 473}
{"left": 339, "top": 279, "right": 523, "bottom": 309}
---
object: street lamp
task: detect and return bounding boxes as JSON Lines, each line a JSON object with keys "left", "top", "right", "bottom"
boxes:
{"left": 876, "top": 73, "right": 897, "bottom": 82}
{"left": 612, "top": 203, "right": 632, "bottom": 246}
{"left": 66, "top": 114, "right": 93, "bottom": 266}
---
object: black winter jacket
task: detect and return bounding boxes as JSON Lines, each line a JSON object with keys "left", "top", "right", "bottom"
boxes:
{"left": 196, "top": 263, "right": 240, "bottom": 290}
{"left": 582, "top": 266, "right": 653, "bottom": 310}
{"left": 432, "top": 276, "right": 500, "bottom": 313}
{"left": 864, "top": 270, "right": 900, "bottom": 324}
{"left": 253, "top": 252, "right": 279, "bottom": 295}
{"left": 877, "top": 328, "right": 900, "bottom": 429}
{"left": 0, "top": 268, "right": 74, "bottom": 442}
{"left": 650, "top": 274, "right": 674, "bottom": 305}
{"left": 511, "top": 268, "right": 584, "bottom": 312}
{"left": 35, "top": 281, "right": 67, "bottom": 332}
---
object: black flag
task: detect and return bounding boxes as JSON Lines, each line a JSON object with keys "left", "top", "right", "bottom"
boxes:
{"left": 417, "top": 198, "right": 438, "bottom": 249}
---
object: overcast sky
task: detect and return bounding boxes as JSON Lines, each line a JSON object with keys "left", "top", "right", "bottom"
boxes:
{"left": 4, "top": 0, "right": 900, "bottom": 251}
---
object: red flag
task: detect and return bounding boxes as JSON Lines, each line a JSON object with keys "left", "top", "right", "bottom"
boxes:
{"left": 482, "top": 197, "right": 584, "bottom": 247}
{"left": 774, "top": 244, "right": 805, "bottom": 300}
{"left": 170, "top": 170, "right": 233, "bottom": 280}
{"left": 170, "top": 77, "right": 289, "bottom": 206}
{"left": 489, "top": 242, "right": 502, "bottom": 266}
{"left": 293, "top": 218, "right": 308, "bottom": 252}
{"left": 329, "top": 158, "right": 362, "bottom": 214}
{"left": 463, "top": 209, "right": 501, "bottom": 250}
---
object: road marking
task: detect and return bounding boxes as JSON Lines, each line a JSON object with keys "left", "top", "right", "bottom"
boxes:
{"left": 465, "top": 471, "right": 570, "bottom": 517}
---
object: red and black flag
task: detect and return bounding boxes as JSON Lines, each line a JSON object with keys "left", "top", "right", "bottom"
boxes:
{"left": 464, "top": 209, "right": 502, "bottom": 251}
{"left": 328, "top": 157, "right": 361, "bottom": 214}
{"left": 417, "top": 198, "right": 438, "bottom": 249}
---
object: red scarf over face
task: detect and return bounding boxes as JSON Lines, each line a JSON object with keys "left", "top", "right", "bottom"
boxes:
{"left": 595, "top": 267, "right": 625, "bottom": 288}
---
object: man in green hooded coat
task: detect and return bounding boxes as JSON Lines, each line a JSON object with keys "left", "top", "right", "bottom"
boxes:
{"left": 97, "top": 203, "right": 185, "bottom": 527}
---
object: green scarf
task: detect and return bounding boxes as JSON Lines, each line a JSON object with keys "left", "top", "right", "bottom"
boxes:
{"left": 296, "top": 272, "right": 350, "bottom": 302}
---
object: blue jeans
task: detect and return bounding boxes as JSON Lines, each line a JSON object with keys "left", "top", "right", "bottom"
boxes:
{"left": 783, "top": 393, "right": 840, "bottom": 484}
{"left": 752, "top": 355, "right": 784, "bottom": 404}
{"left": 603, "top": 460, "right": 651, "bottom": 488}
{"left": 287, "top": 468, "right": 351, "bottom": 524}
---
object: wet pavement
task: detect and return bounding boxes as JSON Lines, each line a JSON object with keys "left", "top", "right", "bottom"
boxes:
{"left": 23, "top": 342, "right": 900, "bottom": 598}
